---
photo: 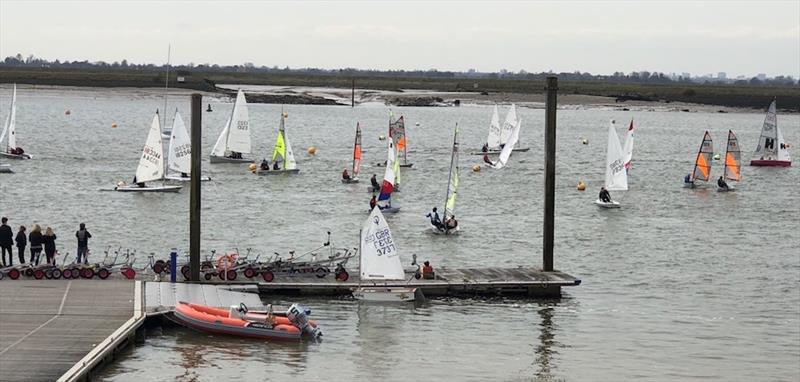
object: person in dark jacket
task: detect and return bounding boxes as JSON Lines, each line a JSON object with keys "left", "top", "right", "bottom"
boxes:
{"left": 43, "top": 227, "right": 57, "bottom": 265}
{"left": 28, "top": 224, "right": 44, "bottom": 265}
{"left": 75, "top": 223, "right": 92, "bottom": 264}
{"left": 370, "top": 174, "right": 380, "bottom": 192}
{"left": 369, "top": 195, "right": 377, "bottom": 210}
{"left": 0, "top": 217, "right": 13, "bottom": 266}
{"left": 599, "top": 187, "right": 612, "bottom": 203}
{"left": 15, "top": 225, "right": 27, "bottom": 264}
{"left": 426, "top": 207, "right": 442, "bottom": 229}
{"left": 717, "top": 176, "right": 729, "bottom": 191}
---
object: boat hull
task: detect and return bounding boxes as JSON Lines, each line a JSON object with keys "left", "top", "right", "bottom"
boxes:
{"left": 399, "top": 163, "right": 414, "bottom": 168}
{"left": 749, "top": 159, "right": 791, "bottom": 167}
{"left": 173, "top": 304, "right": 303, "bottom": 341}
{"left": 256, "top": 169, "right": 300, "bottom": 175}
{"left": 0, "top": 164, "right": 12, "bottom": 173}
{"left": 0, "top": 152, "right": 32, "bottom": 160}
{"left": 341, "top": 178, "right": 360, "bottom": 184}
{"left": 470, "top": 147, "right": 530, "bottom": 155}
{"left": 165, "top": 175, "right": 212, "bottom": 182}
{"left": 594, "top": 199, "right": 621, "bottom": 208}
{"left": 114, "top": 184, "right": 182, "bottom": 193}
{"left": 376, "top": 206, "right": 400, "bottom": 213}
{"left": 209, "top": 155, "right": 252, "bottom": 164}
{"left": 429, "top": 223, "right": 459, "bottom": 235}
{"left": 353, "top": 287, "right": 420, "bottom": 302}
{"left": 716, "top": 187, "right": 736, "bottom": 192}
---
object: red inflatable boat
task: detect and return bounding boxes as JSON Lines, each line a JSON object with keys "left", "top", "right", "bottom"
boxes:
{"left": 173, "top": 302, "right": 322, "bottom": 341}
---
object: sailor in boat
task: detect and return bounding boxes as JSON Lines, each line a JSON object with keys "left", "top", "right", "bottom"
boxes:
{"left": 444, "top": 215, "right": 458, "bottom": 231}
{"left": 180, "top": 172, "right": 189, "bottom": 178}
{"left": 370, "top": 174, "right": 380, "bottom": 192}
{"left": 426, "top": 207, "right": 442, "bottom": 229}
{"left": 260, "top": 159, "right": 270, "bottom": 171}
{"left": 206, "top": 104, "right": 212, "bottom": 112}
{"left": 483, "top": 154, "right": 493, "bottom": 165}
{"left": 598, "top": 187, "right": 612, "bottom": 203}
{"left": 229, "top": 151, "right": 242, "bottom": 159}
{"left": 369, "top": 195, "right": 377, "bottom": 210}
{"left": 342, "top": 168, "right": 351, "bottom": 181}
{"left": 684, "top": 173, "right": 693, "bottom": 186}
{"left": 273, "top": 161, "right": 280, "bottom": 170}
{"left": 481, "top": 143, "right": 488, "bottom": 153}
{"left": 717, "top": 176, "right": 730, "bottom": 191}
{"left": 422, "top": 261, "right": 435, "bottom": 279}
{"left": 131, "top": 176, "right": 145, "bottom": 188}
{"left": 9, "top": 147, "right": 25, "bottom": 156}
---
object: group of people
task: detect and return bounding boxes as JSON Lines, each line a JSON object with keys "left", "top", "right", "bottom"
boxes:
{"left": 260, "top": 159, "right": 281, "bottom": 171}
{"left": 683, "top": 173, "right": 731, "bottom": 190}
{"left": 0, "top": 217, "right": 92, "bottom": 268}
{"left": 426, "top": 207, "right": 458, "bottom": 231}
{"left": 7, "top": 147, "right": 25, "bottom": 156}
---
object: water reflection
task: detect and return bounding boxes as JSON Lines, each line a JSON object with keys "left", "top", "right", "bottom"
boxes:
{"left": 534, "top": 303, "right": 557, "bottom": 381}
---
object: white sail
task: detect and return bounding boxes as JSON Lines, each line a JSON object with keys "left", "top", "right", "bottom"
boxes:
{"left": 225, "top": 89, "right": 251, "bottom": 154}
{"left": 604, "top": 121, "right": 628, "bottom": 191}
{"left": 444, "top": 125, "right": 460, "bottom": 220}
{"left": 167, "top": 110, "right": 191, "bottom": 174}
{"left": 1, "top": 84, "right": 17, "bottom": 151}
{"left": 776, "top": 125, "right": 791, "bottom": 162}
{"left": 488, "top": 118, "right": 521, "bottom": 169}
{"left": 360, "top": 207, "right": 404, "bottom": 281}
{"left": 486, "top": 105, "right": 502, "bottom": 149}
{"left": 376, "top": 139, "right": 397, "bottom": 208}
{"left": 282, "top": 117, "right": 297, "bottom": 170}
{"left": 622, "top": 120, "right": 635, "bottom": 170}
{"left": 210, "top": 117, "right": 230, "bottom": 157}
{"left": 135, "top": 114, "right": 165, "bottom": 183}
{"left": 500, "top": 104, "right": 518, "bottom": 146}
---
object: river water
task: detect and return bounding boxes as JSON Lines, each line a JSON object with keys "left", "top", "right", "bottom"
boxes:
{"left": 0, "top": 85, "right": 798, "bottom": 381}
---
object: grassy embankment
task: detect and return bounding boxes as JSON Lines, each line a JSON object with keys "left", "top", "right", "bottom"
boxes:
{"left": 0, "top": 67, "right": 797, "bottom": 111}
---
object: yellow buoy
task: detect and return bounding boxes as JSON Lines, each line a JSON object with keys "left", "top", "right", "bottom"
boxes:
{"left": 111, "top": 123, "right": 118, "bottom": 128}
{"left": 472, "top": 164, "right": 481, "bottom": 172}
{"left": 248, "top": 163, "right": 257, "bottom": 172}
{"left": 282, "top": 111, "right": 289, "bottom": 118}
{"left": 577, "top": 181, "right": 586, "bottom": 191}
{"left": 378, "top": 135, "right": 386, "bottom": 141}
{"left": 307, "top": 146, "right": 317, "bottom": 155}
{"left": 581, "top": 139, "right": 588, "bottom": 145}
{"left": 713, "top": 154, "right": 721, "bottom": 160}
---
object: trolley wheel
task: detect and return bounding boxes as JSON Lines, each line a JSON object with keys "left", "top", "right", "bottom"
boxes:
{"left": 122, "top": 268, "right": 136, "bottom": 280}
{"left": 45, "top": 269, "right": 54, "bottom": 279}
{"left": 335, "top": 270, "right": 349, "bottom": 282}
{"left": 152, "top": 262, "right": 165, "bottom": 274}
{"left": 52, "top": 269, "right": 62, "bottom": 279}
{"left": 243, "top": 267, "right": 256, "bottom": 279}
{"left": 66, "top": 268, "right": 77, "bottom": 279}
{"left": 181, "top": 265, "right": 190, "bottom": 279}
{"left": 25, "top": 268, "right": 34, "bottom": 277}
{"left": 34, "top": 269, "right": 45, "bottom": 279}
{"left": 315, "top": 267, "right": 328, "bottom": 278}
{"left": 0, "top": 272, "right": 4, "bottom": 280}
{"left": 204, "top": 273, "right": 213, "bottom": 281}
{"left": 414, "top": 272, "right": 422, "bottom": 280}
{"left": 226, "top": 270, "right": 237, "bottom": 281}
{"left": 81, "top": 268, "right": 94, "bottom": 279}
{"left": 262, "top": 271, "right": 275, "bottom": 282}
{"left": 9, "top": 268, "right": 20, "bottom": 280}
{"left": 98, "top": 268, "right": 110, "bottom": 279}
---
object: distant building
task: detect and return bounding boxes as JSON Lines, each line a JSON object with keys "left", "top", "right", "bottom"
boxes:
{"left": 177, "top": 76, "right": 186, "bottom": 83}
{"left": 717, "top": 72, "right": 726, "bottom": 80}
{"left": 681, "top": 72, "right": 691, "bottom": 79}
{"left": 757, "top": 73, "right": 767, "bottom": 81}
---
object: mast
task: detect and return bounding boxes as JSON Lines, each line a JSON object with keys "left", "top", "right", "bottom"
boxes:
{"left": 443, "top": 123, "right": 458, "bottom": 219}
{"left": 162, "top": 44, "right": 171, "bottom": 129}
{"left": 352, "top": 123, "right": 360, "bottom": 174}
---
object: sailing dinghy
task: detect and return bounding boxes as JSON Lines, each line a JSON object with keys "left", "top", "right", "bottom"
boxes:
{"left": 257, "top": 112, "right": 299, "bottom": 175}
{"left": 431, "top": 124, "right": 460, "bottom": 234}
{"left": 0, "top": 163, "right": 12, "bottom": 173}
{"left": 374, "top": 135, "right": 400, "bottom": 213}
{"left": 391, "top": 115, "right": 413, "bottom": 168}
{"left": 353, "top": 207, "right": 421, "bottom": 302}
{"left": 0, "top": 84, "right": 32, "bottom": 160}
{"left": 165, "top": 110, "right": 211, "bottom": 182}
{"left": 750, "top": 99, "right": 791, "bottom": 167}
{"left": 342, "top": 123, "right": 362, "bottom": 183}
{"left": 595, "top": 121, "right": 627, "bottom": 208}
{"left": 472, "top": 104, "right": 529, "bottom": 155}
{"left": 718, "top": 130, "right": 741, "bottom": 192}
{"left": 115, "top": 113, "right": 182, "bottom": 193}
{"left": 210, "top": 89, "right": 251, "bottom": 164}
{"left": 622, "top": 119, "right": 635, "bottom": 172}
{"left": 486, "top": 116, "right": 521, "bottom": 169}
{"left": 683, "top": 131, "right": 713, "bottom": 189}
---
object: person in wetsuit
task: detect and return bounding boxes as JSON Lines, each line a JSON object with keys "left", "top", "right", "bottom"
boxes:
{"left": 426, "top": 207, "right": 442, "bottom": 229}
{"left": 342, "top": 169, "right": 351, "bottom": 180}
{"left": 260, "top": 159, "right": 270, "bottom": 171}
{"left": 370, "top": 174, "right": 380, "bottom": 191}
{"left": 599, "top": 187, "right": 612, "bottom": 203}
{"left": 717, "top": 176, "right": 729, "bottom": 190}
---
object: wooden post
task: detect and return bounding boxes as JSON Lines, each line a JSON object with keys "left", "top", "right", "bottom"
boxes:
{"left": 351, "top": 78, "right": 355, "bottom": 107}
{"left": 543, "top": 77, "right": 558, "bottom": 272}
{"left": 189, "top": 93, "right": 202, "bottom": 281}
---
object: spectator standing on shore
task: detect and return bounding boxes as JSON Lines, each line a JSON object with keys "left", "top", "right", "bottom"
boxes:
{"left": 29, "top": 224, "right": 43, "bottom": 265}
{"left": 43, "top": 227, "right": 58, "bottom": 265}
{"left": 0, "top": 217, "right": 13, "bottom": 266}
{"left": 76, "top": 223, "right": 92, "bottom": 264}
{"left": 15, "top": 225, "right": 27, "bottom": 264}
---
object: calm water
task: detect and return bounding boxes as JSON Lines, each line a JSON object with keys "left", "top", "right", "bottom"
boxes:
{"left": 0, "top": 85, "right": 798, "bottom": 381}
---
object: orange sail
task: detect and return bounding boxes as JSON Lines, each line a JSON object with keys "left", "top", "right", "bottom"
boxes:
{"left": 724, "top": 130, "right": 741, "bottom": 181}
{"left": 692, "top": 131, "right": 714, "bottom": 182}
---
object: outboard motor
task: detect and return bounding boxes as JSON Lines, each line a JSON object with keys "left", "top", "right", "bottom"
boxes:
{"left": 287, "top": 304, "right": 322, "bottom": 339}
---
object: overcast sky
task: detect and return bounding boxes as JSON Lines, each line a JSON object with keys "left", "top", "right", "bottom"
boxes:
{"left": 1, "top": 1, "right": 798, "bottom": 77}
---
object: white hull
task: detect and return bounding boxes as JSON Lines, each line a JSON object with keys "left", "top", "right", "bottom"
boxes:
{"left": 0, "top": 152, "right": 32, "bottom": 160}
{"left": 0, "top": 164, "right": 12, "bottom": 173}
{"left": 257, "top": 168, "right": 300, "bottom": 175}
{"left": 209, "top": 155, "right": 251, "bottom": 164}
{"left": 353, "top": 287, "right": 419, "bottom": 302}
{"left": 341, "top": 178, "right": 360, "bottom": 184}
{"left": 114, "top": 184, "right": 182, "bottom": 193}
{"left": 594, "top": 199, "right": 621, "bottom": 208}
{"left": 430, "top": 224, "right": 459, "bottom": 235}
{"left": 377, "top": 206, "right": 400, "bottom": 214}
{"left": 164, "top": 175, "right": 212, "bottom": 182}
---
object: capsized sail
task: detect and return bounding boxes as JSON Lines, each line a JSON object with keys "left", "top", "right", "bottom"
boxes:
{"left": 1, "top": 84, "right": 17, "bottom": 151}
{"left": 135, "top": 113, "right": 165, "bottom": 183}
{"left": 724, "top": 130, "right": 741, "bottom": 182}
{"left": 604, "top": 120, "right": 628, "bottom": 191}
{"left": 622, "top": 119, "right": 635, "bottom": 170}
{"left": 352, "top": 123, "right": 362, "bottom": 177}
{"left": 271, "top": 114, "right": 297, "bottom": 170}
{"left": 500, "top": 104, "right": 518, "bottom": 147}
{"left": 486, "top": 105, "right": 501, "bottom": 150}
{"left": 691, "top": 131, "right": 714, "bottom": 182}
{"left": 168, "top": 110, "right": 191, "bottom": 174}
{"left": 444, "top": 125, "right": 460, "bottom": 220}
{"left": 360, "top": 207, "right": 404, "bottom": 281}
{"left": 377, "top": 139, "right": 397, "bottom": 209}
{"left": 488, "top": 118, "right": 521, "bottom": 169}
{"left": 751, "top": 100, "right": 791, "bottom": 163}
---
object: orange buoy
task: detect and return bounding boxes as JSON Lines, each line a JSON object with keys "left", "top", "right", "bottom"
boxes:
{"left": 307, "top": 146, "right": 317, "bottom": 155}
{"left": 472, "top": 164, "right": 481, "bottom": 172}
{"left": 248, "top": 163, "right": 257, "bottom": 172}
{"left": 111, "top": 123, "right": 118, "bottom": 128}
{"left": 577, "top": 181, "right": 586, "bottom": 191}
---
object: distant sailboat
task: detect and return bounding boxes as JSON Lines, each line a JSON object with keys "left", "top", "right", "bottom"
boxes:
{"left": 472, "top": 104, "right": 529, "bottom": 155}
{"left": 595, "top": 120, "right": 627, "bottom": 208}
{"left": 0, "top": 84, "right": 32, "bottom": 160}
{"left": 683, "top": 131, "right": 714, "bottom": 189}
{"left": 486, "top": 116, "right": 521, "bottom": 169}
{"left": 258, "top": 112, "right": 299, "bottom": 175}
{"left": 342, "top": 123, "right": 362, "bottom": 183}
{"left": 391, "top": 115, "right": 413, "bottom": 168}
{"left": 431, "top": 124, "right": 460, "bottom": 234}
{"left": 352, "top": 207, "right": 420, "bottom": 302}
{"left": 210, "top": 89, "right": 251, "bottom": 163}
{"left": 164, "top": 110, "right": 211, "bottom": 182}
{"left": 750, "top": 99, "right": 791, "bottom": 167}
{"left": 375, "top": 133, "right": 400, "bottom": 213}
{"left": 718, "top": 130, "right": 741, "bottom": 192}
{"left": 622, "top": 119, "right": 635, "bottom": 172}
{"left": 115, "top": 113, "right": 181, "bottom": 193}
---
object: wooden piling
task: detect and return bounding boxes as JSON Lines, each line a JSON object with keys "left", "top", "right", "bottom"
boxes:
{"left": 351, "top": 78, "right": 355, "bottom": 107}
{"left": 189, "top": 94, "right": 202, "bottom": 281}
{"left": 543, "top": 77, "right": 558, "bottom": 272}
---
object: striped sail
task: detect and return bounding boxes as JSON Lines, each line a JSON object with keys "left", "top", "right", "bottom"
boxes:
{"left": 377, "top": 139, "right": 397, "bottom": 208}
{"left": 622, "top": 119, "right": 635, "bottom": 170}
{"left": 352, "top": 123, "right": 362, "bottom": 177}
{"left": 391, "top": 116, "right": 407, "bottom": 165}
{"left": 692, "top": 131, "right": 714, "bottom": 182}
{"left": 724, "top": 130, "right": 741, "bottom": 182}
{"left": 604, "top": 120, "right": 628, "bottom": 191}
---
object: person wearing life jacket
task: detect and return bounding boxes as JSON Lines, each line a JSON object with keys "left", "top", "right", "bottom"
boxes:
{"left": 422, "top": 261, "right": 434, "bottom": 279}
{"left": 260, "top": 159, "right": 270, "bottom": 171}
{"left": 481, "top": 143, "right": 488, "bottom": 153}
{"left": 426, "top": 207, "right": 442, "bottom": 229}
{"left": 342, "top": 168, "right": 351, "bottom": 181}
{"left": 717, "top": 176, "right": 729, "bottom": 190}
{"left": 445, "top": 215, "right": 458, "bottom": 230}
{"left": 483, "top": 154, "right": 493, "bottom": 165}
{"left": 370, "top": 174, "right": 380, "bottom": 192}
{"left": 369, "top": 195, "right": 377, "bottom": 210}
{"left": 599, "top": 187, "right": 612, "bottom": 203}
{"left": 273, "top": 161, "right": 280, "bottom": 170}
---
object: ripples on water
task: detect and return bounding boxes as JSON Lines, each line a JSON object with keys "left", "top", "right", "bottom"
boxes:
{"left": 0, "top": 86, "right": 797, "bottom": 381}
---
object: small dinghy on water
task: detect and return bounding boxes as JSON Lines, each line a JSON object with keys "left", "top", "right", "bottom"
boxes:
{"left": 0, "top": 163, "right": 12, "bottom": 173}
{"left": 374, "top": 132, "right": 401, "bottom": 213}
{"left": 165, "top": 110, "right": 211, "bottom": 182}
{"left": 595, "top": 120, "right": 627, "bottom": 208}
{"left": 0, "top": 84, "right": 32, "bottom": 160}
{"left": 486, "top": 115, "right": 521, "bottom": 169}
{"left": 390, "top": 115, "right": 413, "bottom": 168}
{"left": 342, "top": 123, "right": 362, "bottom": 183}
{"left": 472, "top": 104, "right": 530, "bottom": 155}
{"left": 683, "top": 131, "right": 714, "bottom": 189}
{"left": 210, "top": 89, "right": 252, "bottom": 164}
{"left": 431, "top": 124, "right": 460, "bottom": 235}
{"left": 114, "top": 113, "right": 182, "bottom": 193}
{"left": 353, "top": 207, "right": 422, "bottom": 302}
{"left": 750, "top": 99, "right": 791, "bottom": 167}
{"left": 718, "top": 130, "right": 741, "bottom": 192}
{"left": 257, "top": 112, "right": 299, "bottom": 175}
{"left": 173, "top": 302, "right": 322, "bottom": 341}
